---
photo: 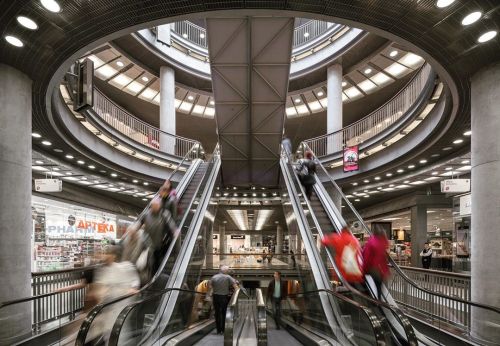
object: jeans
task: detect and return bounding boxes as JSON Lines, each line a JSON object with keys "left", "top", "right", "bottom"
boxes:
{"left": 213, "top": 294, "right": 230, "bottom": 333}
{"left": 272, "top": 297, "right": 282, "bottom": 328}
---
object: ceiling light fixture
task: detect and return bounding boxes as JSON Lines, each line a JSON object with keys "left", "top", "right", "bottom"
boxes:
{"left": 187, "top": 95, "right": 194, "bottom": 101}
{"left": 116, "top": 60, "right": 124, "bottom": 67}
{"left": 41, "top": 140, "right": 52, "bottom": 146}
{"left": 132, "top": 179, "right": 138, "bottom": 183}
{"left": 209, "top": 100, "right": 215, "bottom": 105}
{"left": 141, "top": 76, "right": 149, "bottom": 82}
{"left": 88, "top": 165, "right": 95, "bottom": 169}
{"left": 41, "top": 0, "right": 61, "bottom": 13}
{"left": 17, "top": 16, "right": 38, "bottom": 30}
{"left": 462, "top": 11, "right": 482, "bottom": 26}
{"left": 5, "top": 35, "right": 23, "bottom": 47}
{"left": 374, "top": 176, "right": 381, "bottom": 181}
{"left": 364, "top": 68, "right": 372, "bottom": 74}
{"left": 442, "top": 147, "right": 452, "bottom": 151}
{"left": 463, "top": 130, "right": 471, "bottom": 136}
{"left": 386, "top": 173, "right": 393, "bottom": 177}
{"left": 478, "top": 31, "right": 497, "bottom": 43}
{"left": 111, "top": 173, "right": 117, "bottom": 177}
{"left": 352, "top": 182, "right": 358, "bottom": 186}
{"left": 453, "top": 139, "right": 463, "bottom": 144}
{"left": 436, "top": 0, "right": 455, "bottom": 8}
{"left": 317, "top": 91, "right": 324, "bottom": 97}
{"left": 65, "top": 155, "right": 74, "bottom": 159}
{"left": 143, "top": 182, "right": 149, "bottom": 186}
{"left": 342, "top": 81, "right": 347, "bottom": 87}
{"left": 294, "top": 98, "right": 301, "bottom": 103}
{"left": 397, "top": 169, "right": 404, "bottom": 173}
{"left": 77, "top": 160, "right": 84, "bottom": 164}
{"left": 389, "top": 50, "right": 398, "bottom": 57}
{"left": 363, "top": 179, "right": 370, "bottom": 183}
{"left": 419, "top": 159, "right": 428, "bottom": 164}
{"left": 408, "top": 165, "right": 415, "bottom": 169}
{"left": 32, "top": 133, "right": 42, "bottom": 138}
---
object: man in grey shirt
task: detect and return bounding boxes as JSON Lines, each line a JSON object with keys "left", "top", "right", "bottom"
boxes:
{"left": 208, "top": 265, "right": 238, "bottom": 334}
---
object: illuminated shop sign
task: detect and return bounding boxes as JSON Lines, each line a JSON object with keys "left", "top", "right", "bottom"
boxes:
{"left": 343, "top": 146, "right": 359, "bottom": 172}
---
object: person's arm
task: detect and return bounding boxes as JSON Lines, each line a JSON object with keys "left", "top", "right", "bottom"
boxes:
{"left": 420, "top": 250, "right": 425, "bottom": 256}
{"left": 206, "top": 279, "right": 213, "bottom": 300}
{"left": 422, "top": 249, "right": 433, "bottom": 257}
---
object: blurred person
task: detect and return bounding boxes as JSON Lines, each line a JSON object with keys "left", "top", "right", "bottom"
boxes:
{"left": 136, "top": 197, "right": 178, "bottom": 275}
{"left": 362, "top": 228, "right": 390, "bottom": 300}
{"left": 420, "top": 242, "right": 433, "bottom": 269}
{"left": 296, "top": 150, "right": 317, "bottom": 200}
{"left": 159, "top": 179, "right": 179, "bottom": 224}
{"left": 266, "top": 271, "right": 287, "bottom": 329}
{"left": 281, "top": 135, "right": 292, "bottom": 162}
{"left": 121, "top": 227, "right": 149, "bottom": 286}
{"left": 290, "top": 250, "right": 296, "bottom": 269}
{"left": 322, "top": 227, "right": 364, "bottom": 291}
{"left": 207, "top": 265, "right": 238, "bottom": 335}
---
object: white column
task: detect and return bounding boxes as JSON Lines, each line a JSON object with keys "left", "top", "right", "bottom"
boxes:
{"left": 219, "top": 224, "right": 226, "bottom": 260}
{"left": 160, "top": 66, "right": 176, "bottom": 155}
{"left": 0, "top": 64, "right": 32, "bottom": 342}
{"left": 470, "top": 61, "right": 500, "bottom": 343}
{"left": 276, "top": 224, "right": 283, "bottom": 254}
{"left": 327, "top": 63, "right": 343, "bottom": 154}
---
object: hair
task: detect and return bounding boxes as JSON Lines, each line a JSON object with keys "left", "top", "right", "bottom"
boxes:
{"left": 305, "top": 150, "right": 313, "bottom": 159}
{"left": 373, "top": 227, "right": 386, "bottom": 237}
{"left": 220, "top": 265, "right": 230, "bottom": 274}
{"left": 105, "top": 245, "right": 121, "bottom": 258}
{"left": 163, "top": 179, "right": 172, "bottom": 191}
{"left": 274, "top": 271, "right": 281, "bottom": 277}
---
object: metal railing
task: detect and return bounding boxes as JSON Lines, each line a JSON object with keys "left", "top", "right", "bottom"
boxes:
{"left": 92, "top": 88, "right": 202, "bottom": 158}
{"left": 170, "top": 19, "right": 336, "bottom": 50}
{"left": 255, "top": 289, "right": 267, "bottom": 346}
{"left": 389, "top": 266, "right": 472, "bottom": 328}
{"left": 304, "top": 63, "right": 433, "bottom": 157}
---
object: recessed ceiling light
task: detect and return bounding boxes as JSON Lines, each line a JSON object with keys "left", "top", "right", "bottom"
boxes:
{"left": 386, "top": 173, "right": 393, "bottom": 177}
{"left": 389, "top": 50, "right": 398, "bottom": 57}
{"left": 352, "top": 182, "right": 358, "bottom": 186}
{"left": 188, "top": 95, "right": 194, "bottom": 101}
{"left": 294, "top": 98, "right": 301, "bottom": 103}
{"left": 32, "top": 133, "right": 42, "bottom": 138}
{"left": 431, "top": 154, "right": 440, "bottom": 158}
{"left": 478, "top": 31, "right": 497, "bottom": 43}
{"left": 209, "top": 100, "right": 215, "bottom": 105}
{"left": 374, "top": 176, "right": 381, "bottom": 180}
{"left": 53, "top": 149, "right": 63, "bottom": 153}
{"left": 462, "top": 11, "right": 482, "bottom": 26}
{"left": 5, "top": 35, "right": 23, "bottom": 47}
{"left": 463, "top": 130, "right": 471, "bottom": 136}
{"left": 132, "top": 179, "right": 138, "bottom": 183}
{"left": 143, "top": 182, "right": 149, "bottom": 186}
{"left": 445, "top": 167, "right": 453, "bottom": 171}
{"left": 141, "top": 76, "right": 149, "bottom": 82}
{"left": 116, "top": 60, "right": 124, "bottom": 67}
{"left": 142, "top": 198, "right": 148, "bottom": 201}
{"left": 442, "top": 147, "right": 452, "bottom": 151}
{"left": 88, "top": 165, "right": 95, "bottom": 169}
{"left": 461, "top": 160, "right": 470, "bottom": 164}
{"left": 200, "top": 33, "right": 205, "bottom": 39}
{"left": 65, "top": 155, "right": 74, "bottom": 159}
{"left": 41, "top": 140, "right": 52, "bottom": 146}
{"left": 77, "top": 160, "right": 85, "bottom": 164}
{"left": 342, "top": 81, "right": 347, "bottom": 87}
{"left": 389, "top": 184, "right": 395, "bottom": 187}
{"left": 35, "top": 160, "right": 43, "bottom": 164}
{"left": 304, "top": 32, "right": 310, "bottom": 38}
{"left": 419, "top": 159, "right": 427, "bottom": 164}
{"left": 41, "top": 0, "right": 61, "bottom": 13}
{"left": 363, "top": 179, "right": 370, "bottom": 183}
{"left": 397, "top": 169, "right": 404, "bottom": 173}
{"left": 111, "top": 173, "right": 118, "bottom": 177}
{"left": 17, "top": 16, "right": 38, "bottom": 30}
{"left": 354, "top": 199, "right": 360, "bottom": 202}
{"left": 317, "top": 91, "right": 324, "bottom": 97}
{"left": 431, "top": 171, "right": 439, "bottom": 175}
{"left": 436, "top": 0, "right": 455, "bottom": 8}
{"left": 364, "top": 68, "right": 372, "bottom": 74}
{"left": 408, "top": 165, "right": 415, "bottom": 169}
{"left": 453, "top": 139, "right": 463, "bottom": 144}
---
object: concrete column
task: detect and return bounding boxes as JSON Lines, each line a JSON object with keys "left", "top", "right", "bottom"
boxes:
{"left": 276, "top": 224, "right": 283, "bottom": 254}
{"left": 327, "top": 63, "right": 343, "bottom": 154}
{"left": 219, "top": 224, "right": 226, "bottom": 260}
{"left": 410, "top": 205, "right": 427, "bottom": 267}
{"left": 0, "top": 64, "right": 32, "bottom": 342}
{"left": 160, "top": 66, "right": 176, "bottom": 155}
{"left": 206, "top": 225, "right": 213, "bottom": 268}
{"left": 470, "top": 62, "right": 500, "bottom": 343}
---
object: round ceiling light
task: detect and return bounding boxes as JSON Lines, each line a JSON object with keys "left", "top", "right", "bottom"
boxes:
{"left": 461, "top": 11, "right": 482, "bottom": 26}
{"left": 389, "top": 50, "right": 398, "bottom": 57}
{"left": 436, "top": 0, "right": 455, "bottom": 8}
{"left": 188, "top": 95, "right": 194, "bottom": 101}
{"left": 463, "top": 130, "right": 471, "bottom": 136}
{"left": 32, "top": 133, "right": 42, "bottom": 138}
{"left": 111, "top": 173, "right": 118, "bottom": 177}
{"left": 453, "top": 139, "right": 464, "bottom": 144}
{"left": 209, "top": 100, "right": 215, "bottom": 105}
{"left": 88, "top": 165, "right": 95, "bottom": 169}
{"left": 478, "top": 31, "right": 497, "bottom": 43}
{"left": 116, "top": 60, "right": 124, "bottom": 67}
{"left": 65, "top": 155, "right": 74, "bottom": 159}
{"left": 294, "top": 98, "right": 301, "bottom": 103}
{"left": 364, "top": 68, "right": 372, "bottom": 74}
{"left": 77, "top": 160, "right": 85, "bottom": 164}
{"left": 141, "top": 76, "right": 149, "bottom": 82}
{"left": 317, "top": 91, "right": 324, "bottom": 97}
{"left": 5, "top": 35, "right": 23, "bottom": 47}
{"left": 41, "top": 140, "right": 52, "bottom": 146}
{"left": 17, "top": 16, "right": 38, "bottom": 30}
{"left": 341, "top": 81, "right": 347, "bottom": 87}
{"left": 419, "top": 159, "right": 427, "bottom": 164}
{"left": 41, "top": 0, "right": 61, "bottom": 13}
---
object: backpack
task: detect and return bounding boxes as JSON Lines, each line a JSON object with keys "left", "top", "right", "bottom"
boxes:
{"left": 296, "top": 160, "right": 309, "bottom": 178}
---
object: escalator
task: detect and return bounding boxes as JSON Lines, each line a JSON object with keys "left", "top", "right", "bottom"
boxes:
{"left": 74, "top": 147, "right": 221, "bottom": 345}
{"left": 293, "top": 144, "right": 500, "bottom": 345}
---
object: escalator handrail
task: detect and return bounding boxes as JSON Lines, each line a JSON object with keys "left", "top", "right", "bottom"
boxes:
{"left": 285, "top": 288, "right": 387, "bottom": 345}
{"left": 301, "top": 142, "right": 500, "bottom": 315}
{"left": 75, "top": 146, "right": 219, "bottom": 346}
{"left": 284, "top": 149, "right": 417, "bottom": 344}
{"left": 224, "top": 288, "right": 241, "bottom": 346}
{"left": 255, "top": 288, "right": 267, "bottom": 346}
{"left": 107, "top": 287, "right": 208, "bottom": 346}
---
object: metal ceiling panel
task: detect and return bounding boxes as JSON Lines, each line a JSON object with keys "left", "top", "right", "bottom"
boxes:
{"left": 207, "top": 16, "right": 294, "bottom": 187}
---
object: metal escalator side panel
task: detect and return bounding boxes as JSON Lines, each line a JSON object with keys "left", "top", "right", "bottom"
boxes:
{"left": 279, "top": 157, "right": 354, "bottom": 346}
{"left": 139, "top": 156, "right": 221, "bottom": 345}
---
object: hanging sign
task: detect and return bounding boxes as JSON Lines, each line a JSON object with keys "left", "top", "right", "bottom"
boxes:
{"left": 343, "top": 146, "right": 359, "bottom": 172}
{"left": 231, "top": 235, "right": 245, "bottom": 239}
{"left": 440, "top": 179, "right": 470, "bottom": 193}
{"left": 459, "top": 194, "right": 472, "bottom": 216}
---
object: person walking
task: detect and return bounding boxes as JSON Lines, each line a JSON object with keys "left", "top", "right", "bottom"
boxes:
{"left": 267, "top": 271, "right": 287, "bottom": 329}
{"left": 362, "top": 228, "right": 390, "bottom": 300}
{"left": 281, "top": 135, "right": 293, "bottom": 162}
{"left": 420, "top": 242, "right": 433, "bottom": 269}
{"left": 290, "top": 250, "right": 296, "bottom": 269}
{"left": 296, "top": 150, "right": 317, "bottom": 200}
{"left": 208, "top": 265, "right": 238, "bottom": 335}
{"left": 159, "top": 179, "right": 179, "bottom": 224}
{"left": 322, "top": 227, "right": 364, "bottom": 291}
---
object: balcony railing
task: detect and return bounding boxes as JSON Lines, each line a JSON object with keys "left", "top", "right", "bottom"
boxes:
{"left": 92, "top": 88, "right": 202, "bottom": 158}
{"left": 170, "top": 19, "right": 336, "bottom": 50}
{"left": 304, "top": 63, "right": 433, "bottom": 157}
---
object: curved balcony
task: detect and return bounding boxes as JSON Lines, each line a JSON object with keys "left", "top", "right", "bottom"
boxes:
{"left": 303, "top": 63, "right": 435, "bottom": 159}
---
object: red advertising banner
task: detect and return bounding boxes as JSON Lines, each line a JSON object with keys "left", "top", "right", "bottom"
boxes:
{"left": 343, "top": 146, "right": 359, "bottom": 172}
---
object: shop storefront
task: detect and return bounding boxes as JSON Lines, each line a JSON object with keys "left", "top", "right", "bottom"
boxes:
{"left": 32, "top": 196, "right": 134, "bottom": 272}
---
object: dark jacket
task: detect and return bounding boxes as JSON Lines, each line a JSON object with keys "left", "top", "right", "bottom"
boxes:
{"left": 298, "top": 159, "right": 317, "bottom": 186}
{"left": 267, "top": 279, "right": 287, "bottom": 301}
